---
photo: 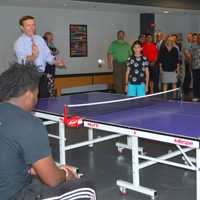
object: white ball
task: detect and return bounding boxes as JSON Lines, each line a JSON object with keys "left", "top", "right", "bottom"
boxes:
{"left": 98, "top": 59, "right": 103, "bottom": 64}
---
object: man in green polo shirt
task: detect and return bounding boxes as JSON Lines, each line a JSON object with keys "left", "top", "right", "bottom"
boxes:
{"left": 107, "top": 30, "right": 132, "bottom": 93}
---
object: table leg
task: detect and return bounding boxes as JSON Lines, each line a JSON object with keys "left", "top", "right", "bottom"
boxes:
{"left": 88, "top": 128, "right": 94, "bottom": 147}
{"left": 132, "top": 136, "right": 139, "bottom": 185}
{"left": 59, "top": 121, "right": 66, "bottom": 165}
{"left": 196, "top": 148, "right": 200, "bottom": 200}
{"left": 117, "top": 135, "right": 156, "bottom": 198}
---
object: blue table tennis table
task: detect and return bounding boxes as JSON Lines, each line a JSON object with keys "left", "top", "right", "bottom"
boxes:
{"left": 34, "top": 91, "right": 200, "bottom": 200}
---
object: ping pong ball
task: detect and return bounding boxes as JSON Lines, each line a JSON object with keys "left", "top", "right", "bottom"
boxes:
{"left": 98, "top": 59, "right": 103, "bottom": 64}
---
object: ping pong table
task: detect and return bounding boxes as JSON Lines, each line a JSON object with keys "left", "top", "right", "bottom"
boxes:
{"left": 34, "top": 91, "right": 200, "bottom": 200}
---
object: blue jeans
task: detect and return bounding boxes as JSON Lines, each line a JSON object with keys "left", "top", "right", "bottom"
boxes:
{"left": 127, "top": 83, "right": 145, "bottom": 96}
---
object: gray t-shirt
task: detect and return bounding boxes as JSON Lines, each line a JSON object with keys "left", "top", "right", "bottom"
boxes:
{"left": 191, "top": 44, "right": 200, "bottom": 70}
{"left": 183, "top": 42, "right": 193, "bottom": 52}
{"left": 0, "top": 103, "right": 51, "bottom": 200}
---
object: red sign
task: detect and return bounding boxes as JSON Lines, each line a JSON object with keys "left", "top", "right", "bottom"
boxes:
{"left": 174, "top": 138, "right": 193, "bottom": 146}
{"left": 86, "top": 122, "right": 99, "bottom": 129}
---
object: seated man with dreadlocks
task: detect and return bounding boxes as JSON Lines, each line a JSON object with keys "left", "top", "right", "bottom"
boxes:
{"left": 0, "top": 63, "right": 96, "bottom": 200}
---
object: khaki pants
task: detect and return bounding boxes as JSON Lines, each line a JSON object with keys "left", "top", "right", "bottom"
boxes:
{"left": 113, "top": 60, "right": 126, "bottom": 94}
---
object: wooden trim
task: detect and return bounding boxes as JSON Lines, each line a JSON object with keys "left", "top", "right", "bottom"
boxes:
{"left": 55, "top": 76, "right": 92, "bottom": 96}
{"left": 55, "top": 72, "right": 113, "bottom": 78}
{"left": 54, "top": 73, "right": 114, "bottom": 96}
{"left": 93, "top": 74, "right": 114, "bottom": 89}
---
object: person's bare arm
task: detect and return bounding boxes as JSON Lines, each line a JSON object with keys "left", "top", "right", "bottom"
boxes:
{"left": 184, "top": 49, "right": 191, "bottom": 62}
{"left": 32, "top": 155, "right": 69, "bottom": 187}
{"left": 176, "top": 63, "right": 180, "bottom": 74}
{"left": 183, "top": 49, "right": 192, "bottom": 70}
{"left": 107, "top": 53, "right": 113, "bottom": 69}
{"left": 159, "top": 62, "right": 163, "bottom": 72}
{"left": 145, "top": 67, "right": 149, "bottom": 93}
{"left": 124, "top": 68, "right": 130, "bottom": 93}
{"left": 54, "top": 58, "right": 66, "bottom": 68}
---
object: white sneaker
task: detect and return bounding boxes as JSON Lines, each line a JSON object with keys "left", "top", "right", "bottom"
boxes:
{"left": 192, "top": 98, "right": 199, "bottom": 102}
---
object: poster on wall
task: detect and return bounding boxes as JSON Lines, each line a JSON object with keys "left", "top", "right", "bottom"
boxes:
{"left": 69, "top": 24, "right": 88, "bottom": 57}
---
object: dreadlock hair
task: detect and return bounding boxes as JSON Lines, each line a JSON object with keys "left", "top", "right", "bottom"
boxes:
{"left": 0, "top": 63, "right": 40, "bottom": 102}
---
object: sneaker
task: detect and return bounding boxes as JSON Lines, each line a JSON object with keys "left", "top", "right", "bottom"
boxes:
{"left": 192, "top": 98, "right": 199, "bottom": 102}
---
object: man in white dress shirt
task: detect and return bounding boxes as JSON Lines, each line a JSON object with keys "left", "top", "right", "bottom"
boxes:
{"left": 14, "top": 15, "right": 64, "bottom": 97}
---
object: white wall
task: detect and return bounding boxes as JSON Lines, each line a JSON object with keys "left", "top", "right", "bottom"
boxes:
{"left": 155, "top": 14, "right": 199, "bottom": 38}
{"left": 189, "top": 15, "right": 200, "bottom": 33}
{"left": 196, "top": 16, "right": 200, "bottom": 32}
{"left": 0, "top": 6, "right": 139, "bottom": 74}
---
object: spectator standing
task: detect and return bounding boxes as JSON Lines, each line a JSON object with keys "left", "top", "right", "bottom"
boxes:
{"left": 143, "top": 34, "right": 158, "bottom": 93}
{"left": 107, "top": 30, "right": 132, "bottom": 93}
{"left": 156, "top": 31, "right": 166, "bottom": 92}
{"left": 125, "top": 40, "right": 149, "bottom": 96}
{"left": 191, "top": 33, "right": 200, "bottom": 101}
{"left": 183, "top": 32, "right": 193, "bottom": 95}
{"left": 159, "top": 36, "right": 179, "bottom": 92}
{"left": 14, "top": 15, "right": 65, "bottom": 98}
{"left": 156, "top": 32, "right": 165, "bottom": 51}
{"left": 138, "top": 34, "right": 146, "bottom": 45}
{"left": 43, "top": 32, "right": 60, "bottom": 96}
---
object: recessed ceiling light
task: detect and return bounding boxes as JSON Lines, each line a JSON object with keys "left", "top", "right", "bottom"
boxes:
{"left": 163, "top": 10, "right": 169, "bottom": 14}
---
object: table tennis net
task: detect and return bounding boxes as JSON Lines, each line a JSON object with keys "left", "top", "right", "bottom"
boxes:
{"left": 67, "top": 88, "right": 181, "bottom": 117}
